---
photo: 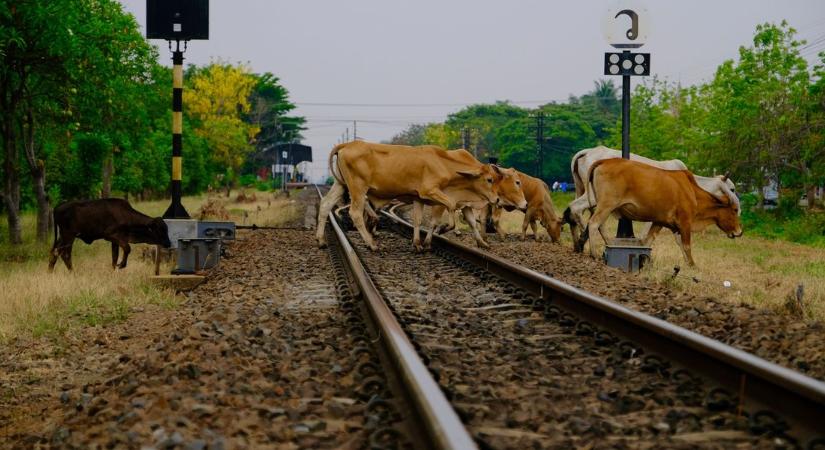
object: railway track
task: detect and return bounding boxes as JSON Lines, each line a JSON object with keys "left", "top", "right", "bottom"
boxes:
{"left": 318, "top": 188, "right": 825, "bottom": 449}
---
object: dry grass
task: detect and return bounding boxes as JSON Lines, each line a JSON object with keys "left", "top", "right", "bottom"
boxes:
{"left": 0, "top": 190, "right": 303, "bottom": 342}
{"left": 492, "top": 193, "right": 825, "bottom": 322}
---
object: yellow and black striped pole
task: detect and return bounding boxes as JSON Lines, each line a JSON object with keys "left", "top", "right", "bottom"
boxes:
{"left": 163, "top": 40, "right": 190, "bottom": 219}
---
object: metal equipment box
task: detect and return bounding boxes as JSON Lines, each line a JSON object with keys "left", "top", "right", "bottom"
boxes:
{"left": 603, "top": 238, "right": 651, "bottom": 272}
{"left": 173, "top": 238, "right": 220, "bottom": 274}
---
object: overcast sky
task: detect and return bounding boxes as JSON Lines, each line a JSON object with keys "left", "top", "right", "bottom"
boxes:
{"left": 119, "top": 1, "right": 824, "bottom": 182}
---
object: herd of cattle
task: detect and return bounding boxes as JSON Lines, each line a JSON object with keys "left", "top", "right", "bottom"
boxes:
{"left": 44, "top": 140, "right": 741, "bottom": 272}
{"left": 316, "top": 141, "right": 742, "bottom": 266}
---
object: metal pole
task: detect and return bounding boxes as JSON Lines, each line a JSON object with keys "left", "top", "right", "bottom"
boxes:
{"left": 617, "top": 54, "right": 634, "bottom": 238}
{"left": 537, "top": 112, "right": 544, "bottom": 180}
{"left": 163, "top": 40, "right": 190, "bottom": 219}
{"left": 353, "top": 120, "right": 357, "bottom": 140}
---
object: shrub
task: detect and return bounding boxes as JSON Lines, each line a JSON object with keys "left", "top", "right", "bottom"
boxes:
{"left": 238, "top": 174, "right": 257, "bottom": 187}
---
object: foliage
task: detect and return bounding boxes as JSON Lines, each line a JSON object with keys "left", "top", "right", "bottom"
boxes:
{"left": 619, "top": 22, "right": 825, "bottom": 204}
{"left": 385, "top": 123, "right": 428, "bottom": 146}
{"left": 185, "top": 62, "right": 260, "bottom": 186}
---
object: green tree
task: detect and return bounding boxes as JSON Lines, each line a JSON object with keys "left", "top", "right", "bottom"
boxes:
{"left": 386, "top": 123, "right": 428, "bottom": 146}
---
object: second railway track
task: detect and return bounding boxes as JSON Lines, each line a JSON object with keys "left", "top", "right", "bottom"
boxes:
{"left": 321, "top": 191, "right": 825, "bottom": 449}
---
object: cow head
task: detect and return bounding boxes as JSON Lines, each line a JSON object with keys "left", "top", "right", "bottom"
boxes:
{"left": 457, "top": 165, "right": 500, "bottom": 205}
{"left": 150, "top": 218, "right": 173, "bottom": 248}
{"left": 490, "top": 166, "right": 527, "bottom": 210}
{"left": 537, "top": 209, "right": 562, "bottom": 243}
{"left": 713, "top": 198, "right": 743, "bottom": 239}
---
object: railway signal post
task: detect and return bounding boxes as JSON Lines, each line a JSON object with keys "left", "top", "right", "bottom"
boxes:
{"left": 146, "top": 0, "right": 209, "bottom": 219}
{"left": 600, "top": 1, "right": 652, "bottom": 271}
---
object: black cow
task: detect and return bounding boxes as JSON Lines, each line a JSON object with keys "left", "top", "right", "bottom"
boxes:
{"left": 49, "top": 199, "right": 172, "bottom": 271}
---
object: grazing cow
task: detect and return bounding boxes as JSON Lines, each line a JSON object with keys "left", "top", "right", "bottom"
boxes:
{"left": 484, "top": 171, "right": 562, "bottom": 242}
{"left": 49, "top": 199, "right": 172, "bottom": 271}
{"left": 579, "top": 159, "right": 742, "bottom": 266}
{"left": 565, "top": 146, "right": 739, "bottom": 246}
{"left": 316, "top": 141, "right": 526, "bottom": 251}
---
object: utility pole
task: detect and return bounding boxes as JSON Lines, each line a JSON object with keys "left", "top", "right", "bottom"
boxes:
{"left": 462, "top": 127, "right": 473, "bottom": 157}
{"left": 345, "top": 128, "right": 349, "bottom": 142}
{"left": 353, "top": 120, "right": 357, "bottom": 141}
{"left": 528, "top": 112, "right": 548, "bottom": 180}
{"left": 536, "top": 112, "right": 545, "bottom": 180}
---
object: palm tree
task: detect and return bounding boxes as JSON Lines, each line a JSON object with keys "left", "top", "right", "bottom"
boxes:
{"left": 590, "top": 79, "right": 619, "bottom": 114}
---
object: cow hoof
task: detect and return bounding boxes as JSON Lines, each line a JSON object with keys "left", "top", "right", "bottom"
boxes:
{"left": 318, "top": 242, "right": 327, "bottom": 249}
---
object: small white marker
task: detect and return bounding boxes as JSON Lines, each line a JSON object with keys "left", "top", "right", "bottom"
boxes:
{"left": 723, "top": 280, "right": 732, "bottom": 288}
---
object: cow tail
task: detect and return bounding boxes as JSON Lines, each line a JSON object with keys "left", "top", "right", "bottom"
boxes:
{"left": 328, "top": 143, "right": 348, "bottom": 186}
{"left": 571, "top": 152, "right": 584, "bottom": 197}
{"left": 51, "top": 208, "right": 58, "bottom": 251}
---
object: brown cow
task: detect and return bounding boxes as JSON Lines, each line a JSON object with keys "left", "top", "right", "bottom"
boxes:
{"left": 476, "top": 171, "right": 562, "bottom": 242}
{"left": 316, "top": 141, "right": 526, "bottom": 250}
{"left": 49, "top": 199, "right": 172, "bottom": 271}
{"left": 417, "top": 165, "right": 526, "bottom": 250}
{"left": 580, "top": 159, "right": 741, "bottom": 266}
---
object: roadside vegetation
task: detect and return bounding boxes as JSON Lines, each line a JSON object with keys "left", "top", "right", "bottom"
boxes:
{"left": 0, "top": 191, "right": 302, "bottom": 343}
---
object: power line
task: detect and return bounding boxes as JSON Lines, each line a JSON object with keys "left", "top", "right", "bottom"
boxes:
{"left": 295, "top": 99, "right": 559, "bottom": 107}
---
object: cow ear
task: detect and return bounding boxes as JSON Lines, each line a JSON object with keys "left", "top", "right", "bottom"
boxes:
{"left": 456, "top": 169, "right": 481, "bottom": 178}
{"left": 721, "top": 172, "right": 730, "bottom": 182}
{"left": 491, "top": 164, "right": 503, "bottom": 175}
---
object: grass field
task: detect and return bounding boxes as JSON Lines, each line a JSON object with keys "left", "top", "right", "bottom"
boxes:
{"left": 494, "top": 192, "right": 825, "bottom": 321}
{"left": 0, "top": 190, "right": 301, "bottom": 343}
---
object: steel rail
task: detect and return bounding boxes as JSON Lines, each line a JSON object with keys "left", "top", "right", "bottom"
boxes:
{"left": 315, "top": 186, "right": 478, "bottom": 450}
{"left": 383, "top": 209, "right": 825, "bottom": 440}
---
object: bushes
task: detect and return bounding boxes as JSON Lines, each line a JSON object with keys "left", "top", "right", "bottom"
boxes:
{"left": 741, "top": 194, "right": 825, "bottom": 246}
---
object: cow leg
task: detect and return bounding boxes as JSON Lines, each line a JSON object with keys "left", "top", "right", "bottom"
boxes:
{"left": 642, "top": 224, "right": 663, "bottom": 247}
{"left": 412, "top": 201, "right": 424, "bottom": 252}
{"left": 476, "top": 205, "right": 489, "bottom": 236}
{"left": 530, "top": 219, "right": 540, "bottom": 241}
{"left": 110, "top": 241, "right": 120, "bottom": 269}
{"left": 520, "top": 209, "right": 531, "bottom": 241}
{"left": 491, "top": 206, "right": 505, "bottom": 239}
{"left": 316, "top": 181, "right": 346, "bottom": 248}
{"left": 431, "top": 204, "right": 448, "bottom": 234}
{"left": 117, "top": 243, "right": 131, "bottom": 269}
{"left": 59, "top": 236, "right": 76, "bottom": 271}
{"left": 365, "top": 201, "right": 380, "bottom": 235}
{"left": 348, "top": 187, "right": 377, "bottom": 251}
{"left": 586, "top": 208, "right": 612, "bottom": 259}
{"left": 48, "top": 236, "right": 61, "bottom": 273}
{"left": 565, "top": 195, "right": 591, "bottom": 252}
{"left": 462, "top": 207, "right": 489, "bottom": 249}
{"left": 677, "top": 230, "right": 695, "bottom": 266}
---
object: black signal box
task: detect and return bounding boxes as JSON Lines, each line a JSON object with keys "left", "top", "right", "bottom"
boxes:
{"left": 146, "top": 0, "right": 209, "bottom": 41}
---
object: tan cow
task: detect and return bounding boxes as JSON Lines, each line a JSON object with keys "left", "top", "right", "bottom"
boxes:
{"left": 581, "top": 159, "right": 742, "bottom": 266}
{"left": 479, "top": 171, "right": 562, "bottom": 242}
{"left": 316, "top": 141, "right": 526, "bottom": 251}
{"left": 566, "top": 146, "right": 739, "bottom": 247}
{"left": 418, "top": 165, "right": 526, "bottom": 250}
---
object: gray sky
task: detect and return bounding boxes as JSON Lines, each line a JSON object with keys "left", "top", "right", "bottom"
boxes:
{"left": 119, "top": 1, "right": 825, "bottom": 182}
